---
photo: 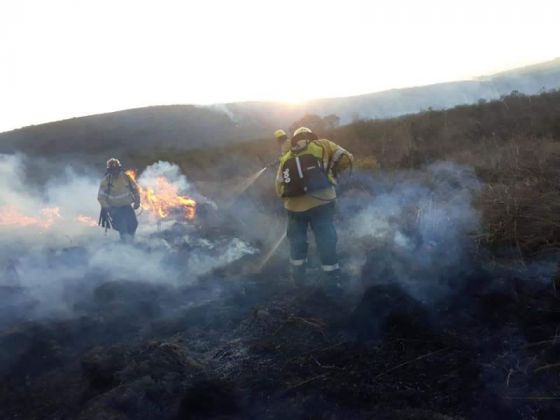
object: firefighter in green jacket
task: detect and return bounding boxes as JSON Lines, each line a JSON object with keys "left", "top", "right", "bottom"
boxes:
{"left": 98, "top": 158, "right": 141, "bottom": 242}
{"left": 276, "top": 127, "right": 353, "bottom": 292}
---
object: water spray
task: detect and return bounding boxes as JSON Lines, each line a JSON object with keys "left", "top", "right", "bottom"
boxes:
{"left": 254, "top": 231, "right": 287, "bottom": 273}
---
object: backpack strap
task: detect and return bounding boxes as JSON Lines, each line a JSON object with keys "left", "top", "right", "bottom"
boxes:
{"left": 107, "top": 174, "right": 113, "bottom": 197}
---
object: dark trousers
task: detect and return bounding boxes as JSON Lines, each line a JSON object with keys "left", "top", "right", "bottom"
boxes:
{"left": 287, "top": 202, "right": 338, "bottom": 269}
{"left": 110, "top": 205, "right": 138, "bottom": 240}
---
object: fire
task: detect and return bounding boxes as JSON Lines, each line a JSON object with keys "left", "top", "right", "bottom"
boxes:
{"left": 0, "top": 167, "right": 197, "bottom": 231}
{"left": 76, "top": 215, "right": 98, "bottom": 227}
{"left": 126, "top": 169, "right": 197, "bottom": 220}
{"left": 0, "top": 207, "right": 98, "bottom": 230}
{"left": 0, "top": 206, "right": 61, "bottom": 229}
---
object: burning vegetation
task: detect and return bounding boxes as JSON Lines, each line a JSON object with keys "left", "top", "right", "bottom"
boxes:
{"left": 0, "top": 164, "right": 198, "bottom": 233}
{"left": 3, "top": 87, "right": 560, "bottom": 419}
{"left": 1, "top": 154, "right": 559, "bottom": 419}
{"left": 0, "top": 206, "right": 100, "bottom": 229}
{"left": 126, "top": 169, "right": 197, "bottom": 221}
{"left": 0, "top": 206, "right": 62, "bottom": 228}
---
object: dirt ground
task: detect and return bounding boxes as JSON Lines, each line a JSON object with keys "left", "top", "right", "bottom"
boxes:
{"left": 1, "top": 244, "right": 560, "bottom": 420}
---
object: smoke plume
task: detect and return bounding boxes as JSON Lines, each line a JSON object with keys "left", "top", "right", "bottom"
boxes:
{"left": 0, "top": 154, "right": 257, "bottom": 323}
{"left": 338, "top": 162, "right": 482, "bottom": 302}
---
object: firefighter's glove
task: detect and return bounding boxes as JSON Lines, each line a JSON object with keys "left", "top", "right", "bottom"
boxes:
{"left": 133, "top": 200, "right": 141, "bottom": 210}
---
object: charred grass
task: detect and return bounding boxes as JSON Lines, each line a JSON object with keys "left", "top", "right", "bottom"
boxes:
{"left": 2, "top": 262, "right": 560, "bottom": 419}
{"left": 3, "top": 91, "right": 560, "bottom": 418}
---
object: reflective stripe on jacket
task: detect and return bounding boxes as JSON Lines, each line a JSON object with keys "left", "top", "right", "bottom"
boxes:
{"left": 98, "top": 172, "right": 140, "bottom": 208}
{"left": 276, "top": 138, "right": 353, "bottom": 212}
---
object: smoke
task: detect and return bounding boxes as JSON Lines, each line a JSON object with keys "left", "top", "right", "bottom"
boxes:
{"left": 6, "top": 153, "right": 550, "bottom": 418}
{"left": 138, "top": 160, "right": 196, "bottom": 199}
{"left": 0, "top": 152, "right": 489, "bottom": 313}
{"left": 0, "top": 153, "right": 101, "bottom": 245}
{"left": 338, "top": 162, "right": 482, "bottom": 302}
{"left": 209, "top": 104, "right": 239, "bottom": 124}
{"left": 0, "top": 155, "right": 257, "bottom": 322}
{"left": 0, "top": 152, "right": 489, "bottom": 325}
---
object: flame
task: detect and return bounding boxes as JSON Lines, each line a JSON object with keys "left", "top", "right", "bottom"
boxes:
{"left": 0, "top": 167, "right": 197, "bottom": 231}
{"left": 76, "top": 215, "right": 97, "bottom": 227}
{"left": 0, "top": 206, "right": 98, "bottom": 230}
{"left": 0, "top": 206, "right": 61, "bottom": 229}
{"left": 126, "top": 169, "right": 197, "bottom": 220}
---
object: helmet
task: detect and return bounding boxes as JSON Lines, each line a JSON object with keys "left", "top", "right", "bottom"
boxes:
{"left": 274, "top": 129, "right": 287, "bottom": 141}
{"left": 292, "top": 127, "right": 313, "bottom": 139}
{"left": 291, "top": 127, "right": 317, "bottom": 151}
{"left": 106, "top": 158, "right": 122, "bottom": 169}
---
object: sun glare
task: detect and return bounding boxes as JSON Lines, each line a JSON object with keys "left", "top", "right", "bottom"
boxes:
{"left": 0, "top": 0, "right": 559, "bottom": 131}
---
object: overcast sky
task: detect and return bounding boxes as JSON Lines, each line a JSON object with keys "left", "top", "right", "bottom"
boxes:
{"left": 1, "top": 0, "right": 559, "bottom": 132}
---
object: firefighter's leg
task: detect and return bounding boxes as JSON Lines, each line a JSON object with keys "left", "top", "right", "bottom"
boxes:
{"left": 109, "top": 207, "right": 126, "bottom": 240}
{"left": 309, "top": 202, "right": 342, "bottom": 295}
{"left": 127, "top": 206, "right": 138, "bottom": 236}
{"left": 287, "top": 210, "right": 308, "bottom": 286}
{"left": 121, "top": 206, "right": 137, "bottom": 242}
{"left": 310, "top": 202, "right": 338, "bottom": 271}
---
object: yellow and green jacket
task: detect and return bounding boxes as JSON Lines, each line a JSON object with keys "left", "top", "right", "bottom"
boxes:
{"left": 275, "top": 138, "right": 353, "bottom": 212}
{"left": 98, "top": 171, "right": 140, "bottom": 209}
{"left": 280, "top": 139, "right": 291, "bottom": 156}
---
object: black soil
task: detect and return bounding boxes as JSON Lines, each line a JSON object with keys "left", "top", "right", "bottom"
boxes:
{"left": 1, "top": 257, "right": 560, "bottom": 419}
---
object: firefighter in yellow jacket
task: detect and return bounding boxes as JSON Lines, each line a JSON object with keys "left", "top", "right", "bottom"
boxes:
{"left": 274, "top": 129, "right": 291, "bottom": 155}
{"left": 276, "top": 127, "right": 353, "bottom": 291}
{"left": 98, "top": 158, "right": 141, "bottom": 241}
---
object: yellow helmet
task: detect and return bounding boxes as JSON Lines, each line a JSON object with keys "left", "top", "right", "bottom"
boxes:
{"left": 291, "top": 127, "right": 317, "bottom": 151}
{"left": 292, "top": 127, "right": 313, "bottom": 138}
{"left": 274, "top": 129, "right": 287, "bottom": 141}
{"left": 292, "top": 126, "right": 318, "bottom": 142}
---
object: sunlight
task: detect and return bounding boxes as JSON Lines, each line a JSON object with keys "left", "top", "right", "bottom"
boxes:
{"left": 0, "top": 0, "right": 559, "bottom": 131}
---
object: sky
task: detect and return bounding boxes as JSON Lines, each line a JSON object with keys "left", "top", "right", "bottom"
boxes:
{"left": 0, "top": 0, "right": 559, "bottom": 133}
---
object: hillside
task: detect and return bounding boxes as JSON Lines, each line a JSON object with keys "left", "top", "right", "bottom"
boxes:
{"left": 3, "top": 78, "right": 560, "bottom": 420}
{"left": 213, "top": 57, "right": 560, "bottom": 125}
{"left": 1, "top": 58, "right": 559, "bottom": 159}
{"left": 170, "top": 89, "right": 560, "bottom": 256}
{"left": 0, "top": 105, "right": 241, "bottom": 158}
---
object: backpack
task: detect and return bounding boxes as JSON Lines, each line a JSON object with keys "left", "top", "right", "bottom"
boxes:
{"left": 280, "top": 141, "right": 332, "bottom": 197}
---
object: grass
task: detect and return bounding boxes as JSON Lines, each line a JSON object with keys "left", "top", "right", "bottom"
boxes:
{"left": 175, "top": 90, "right": 560, "bottom": 257}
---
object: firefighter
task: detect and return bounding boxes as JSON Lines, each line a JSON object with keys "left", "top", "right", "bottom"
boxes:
{"left": 276, "top": 127, "right": 353, "bottom": 293}
{"left": 274, "top": 129, "right": 291, "bottom": 155}
{"left": 98, "top": 158, "right": 141, "bottom": 242}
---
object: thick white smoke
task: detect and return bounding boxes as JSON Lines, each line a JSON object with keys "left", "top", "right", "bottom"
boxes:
{"left": 0, "top": 154, "right": 490, "bottom": 319}
{"left": 138, "top": 160, "right": 195, "bottom": 199}
{"left": 0, "top": 154, "right": 101, "bottom": 245}
{"left": 339, "top": 162, "right": 482, "bottom": 302}
{"left": 0, "top": 155, "right": 257, "bottom": 320}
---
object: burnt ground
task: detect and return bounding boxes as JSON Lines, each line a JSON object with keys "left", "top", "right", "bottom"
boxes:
{"left": 1, "top": 250, "right": 560, "bottom": 420}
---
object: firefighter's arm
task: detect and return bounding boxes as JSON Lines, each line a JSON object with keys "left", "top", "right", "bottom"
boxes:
{"left": 97, "top": 180, "right": 110, "bottom": 208}
{"left": 324, "top": 140, "right": 353, "bottom": 176}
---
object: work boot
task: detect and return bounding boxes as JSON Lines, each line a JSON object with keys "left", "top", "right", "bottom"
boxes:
{"left": 322, "top": 269, "right": 345, "bottom": 298}
{"left": 290, "top": 265, "right": 306, "bottom": 287}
